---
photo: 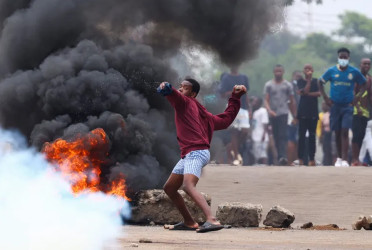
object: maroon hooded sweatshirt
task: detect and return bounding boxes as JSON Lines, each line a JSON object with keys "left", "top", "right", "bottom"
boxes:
{"left": 166, "top": 87, "right": 241, "bottom": 158}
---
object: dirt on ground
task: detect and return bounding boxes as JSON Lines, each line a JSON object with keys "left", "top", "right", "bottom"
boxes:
{"left": 106, "top": 165, "right": 372, "bottom": 250}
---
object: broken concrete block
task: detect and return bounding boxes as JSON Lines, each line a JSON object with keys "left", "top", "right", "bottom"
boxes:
{"left": 352, "top": 215, "right": 365, "bottom": 230}
{"left": 263, "top": 205, "right": 295, "bottom": 228}
{"left": 216, "top": 202, "right": 263, "bottom": 227}
{"left": 130, "top": 189, "right": 210, "bottom": 224}
{"left": 352, "top": 215, "right": 372, "bottom": 230}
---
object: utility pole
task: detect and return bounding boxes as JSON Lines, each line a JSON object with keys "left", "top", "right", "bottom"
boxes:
{"left": 304, "top": 3, "right": 314, "bottom": 35}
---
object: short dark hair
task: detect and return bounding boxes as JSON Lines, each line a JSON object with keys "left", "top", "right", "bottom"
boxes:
{"left": 274, "top": 64, "right": 284, "bottom": 70}
{"left": 337, "top": 47, "right": 350, "bottom": 55}
{"left": 184, "top": 78, "right": 200, "bottom": 95}
{"left": 255, "top": 96, "right": 263, "bottom": 107}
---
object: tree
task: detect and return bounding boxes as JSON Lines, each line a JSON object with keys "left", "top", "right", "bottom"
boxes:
{"left": 337, "top": 11, "right": 372, "bottom": 51}
{"left": 261, "top": 30, "right": 301, "bottom": 56}
{"left": 239, "top": 41, "right": 329, "bottom": 97}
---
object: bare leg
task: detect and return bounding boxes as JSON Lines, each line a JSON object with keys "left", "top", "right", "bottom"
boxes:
{"left": 230, "top": 129, "right": 240, "bottom": 164}
{"left": 287, "top": 141, "right": 297, "bottom": 164}
{"left": 226, "top": 142, "right": 233, "bottom": 164}
{"left": 182, "top": 174, "right": 219, "bottom": 224}
{"left": 268, "top": 134, "right": 278, "bottom": 165}
{"left": 240, "top": 128, "right": 249, "bottom": 164}
{"left": 163, "top": 173, "right": 198, "bottom": 228}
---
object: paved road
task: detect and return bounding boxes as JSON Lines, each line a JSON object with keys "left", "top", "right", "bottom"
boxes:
{"left": 107, "top": 165, "right": 372, "bottom": 250}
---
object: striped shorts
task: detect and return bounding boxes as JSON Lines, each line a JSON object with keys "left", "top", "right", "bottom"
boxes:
{"left": 172, "top": 150, "right": 210, "bottom": 178}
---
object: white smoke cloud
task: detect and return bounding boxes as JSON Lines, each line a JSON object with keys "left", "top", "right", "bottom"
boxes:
{"left": 0, "top": 128, "right": 128, "bottom": 250}
{"left": 179, "top": 45, "right": 220, "bottom": 85}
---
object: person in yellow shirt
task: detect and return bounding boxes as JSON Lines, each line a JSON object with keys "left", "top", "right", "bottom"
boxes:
{"left": 352, "top": 58, "right": 372, "bottom": 166}
{"left": 316, "top": 112, "right": 323, "bottom": 139}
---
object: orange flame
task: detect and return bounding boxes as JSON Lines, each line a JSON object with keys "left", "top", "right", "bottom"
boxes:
{"left": 42, "top": 128, "right": 130, "bottom": 200}
{"left": 107, "top": 178, "right": 131, "bottom": 201}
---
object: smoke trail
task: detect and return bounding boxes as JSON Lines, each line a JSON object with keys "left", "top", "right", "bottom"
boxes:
{"left": 0, "top": 0, "right": 285, "bottom": 193}
{"left": 0, "top": 0, "right": 31, "bottom": 29}
{"left": 0, "top": 128, "right": 128, "bottom": 250}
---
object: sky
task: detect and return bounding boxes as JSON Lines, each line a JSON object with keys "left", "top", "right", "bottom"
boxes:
{"left": 285, "top": 0, "right": 372, "bottom": 36}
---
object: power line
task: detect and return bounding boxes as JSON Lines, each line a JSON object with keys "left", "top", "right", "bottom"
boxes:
{"left": 288, "top": 15, "right": 340, "bottom": 24}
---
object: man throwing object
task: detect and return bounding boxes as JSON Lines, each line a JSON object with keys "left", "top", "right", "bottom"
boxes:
{"left": 158, "top": 79, "right": 246, "bottom": 232}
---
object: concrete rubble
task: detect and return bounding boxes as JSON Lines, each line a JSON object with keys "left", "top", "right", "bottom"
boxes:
{"left": 263, "top": 205, "right": 295, "bottom": 228}
{"left": 130, "top": 189, "right": 210, "bottom": 224}
{"left": 216, "top": 202, "right": 263, "bottom": 227}
{"left": 352, "top": 215, "right": 372, "bottom": 230}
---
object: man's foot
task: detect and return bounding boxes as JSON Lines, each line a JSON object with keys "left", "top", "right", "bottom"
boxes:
{"left": 336, "top": 160, "right": 350, "bottom": 168}
{"left": 165, "top": 222, "right": 199, "bottom": 230}
{"left": 308, "top": 160, "right": 316, "bottom": 166}
{"left": 232, "top": 159, "right": 241, "bottom": 166}
{"left": 278, "top": 157, "right": 288, "bottom": 166}
{"left": 196, "top": 221, "right": 224, "bottom": 233}
{"left": 334, "top": 158, "right": 342, "bottom": 167}
{"left": 291, "top": 159, "right": 304, "bottom": 166}
{"left": 351, "top": 161, "right": 361, "bottom": 167}
{"left": 232, "top": 154, "right": 243, "bottom": 166}
{"left": 341, "top": 160, "right": 350, "bottom": 167}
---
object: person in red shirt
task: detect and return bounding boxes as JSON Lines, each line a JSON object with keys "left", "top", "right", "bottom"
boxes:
{"left": 158, "top": 79, "right": 246, "bottom": 233}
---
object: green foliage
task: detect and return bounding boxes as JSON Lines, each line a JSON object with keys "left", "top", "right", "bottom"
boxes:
{"left": 337, "top": 11, "right": 372, "bottom": 51}
{"left": 338, "top": 12, "right": 372, "bottom": 40}
{"left": 260, "top": 30, "right": 301, "bottom": 56}
{"left": 302, "top": 33, "right": 372, "bottom": 64}
{"left": 239, "top": 38, "right": 329, "bottom": 97}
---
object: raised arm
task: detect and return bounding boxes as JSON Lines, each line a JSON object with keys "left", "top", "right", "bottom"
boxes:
{"left": 213, "top": 85, "right": 246, "bottom": 130}
{"left": 157, "top": 82, "right": 187, "bottom": 110}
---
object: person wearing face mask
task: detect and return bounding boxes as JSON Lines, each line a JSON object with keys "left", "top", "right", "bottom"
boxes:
{"left": 319, "top": 48, "right": 367, "bottom": 167}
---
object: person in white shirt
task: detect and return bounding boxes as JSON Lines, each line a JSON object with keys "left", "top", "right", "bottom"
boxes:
{"left": 251, "top": 96, "right": 269, "bottom": 164}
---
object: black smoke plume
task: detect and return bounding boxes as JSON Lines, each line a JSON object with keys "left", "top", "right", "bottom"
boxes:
{"left": 0, "top": 0, "right": 284, "bottom": 195}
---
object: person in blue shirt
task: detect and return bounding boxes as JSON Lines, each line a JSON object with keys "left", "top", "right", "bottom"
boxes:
{"left": 219, "top": 66, "right": 250, "bottom": 166}
{"left": 319, "top": 47, "right": 367, "bottom": 167}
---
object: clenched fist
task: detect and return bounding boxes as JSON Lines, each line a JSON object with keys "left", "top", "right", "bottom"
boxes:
{"left": 232, "top": 85, "right": 247, "bottom": 98}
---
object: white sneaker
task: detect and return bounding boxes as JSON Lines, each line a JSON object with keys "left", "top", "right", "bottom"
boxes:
{"left": 341, "top": 160, "right": 350, "bottom": 167}
{"left": 232, "top": 159, "right": 241, "bottom": 166}
{"left": 334, "top": 158, "right": 342, "bottom": 167}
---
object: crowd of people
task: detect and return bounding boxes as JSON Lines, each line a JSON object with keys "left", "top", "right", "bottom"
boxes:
{"left": 211, "top": 47, "right": 372, "bottom": 167}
